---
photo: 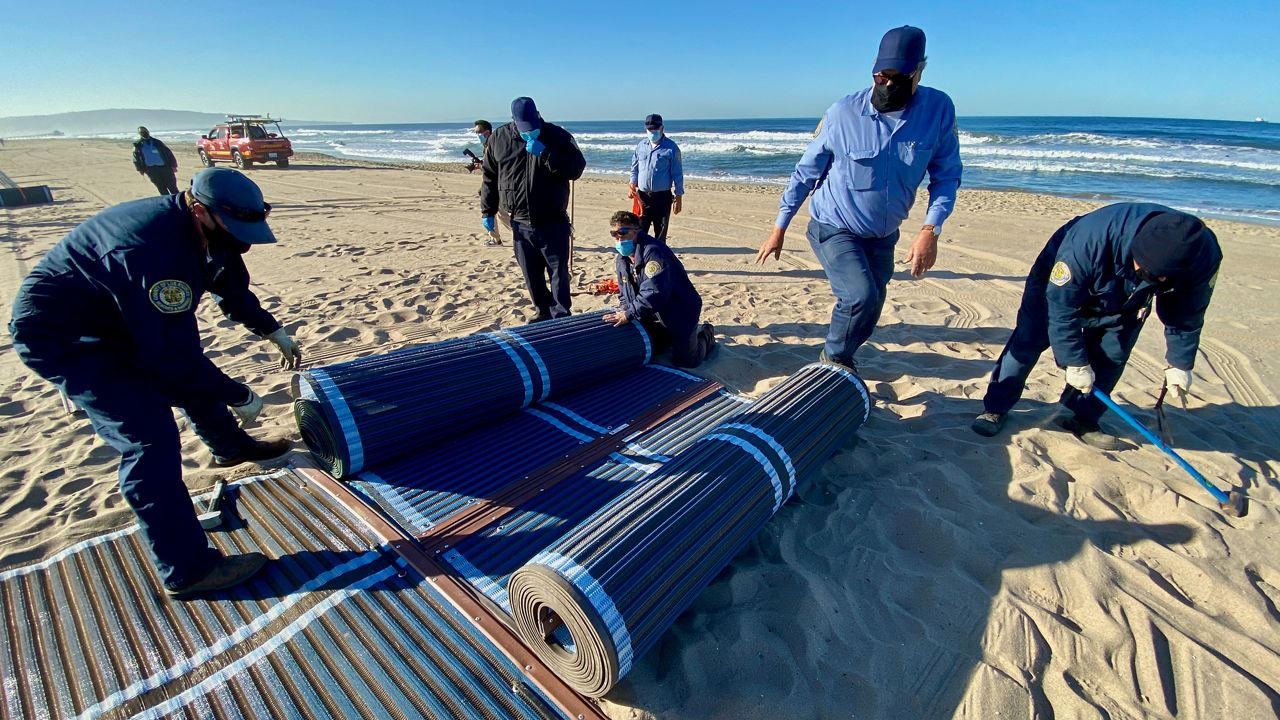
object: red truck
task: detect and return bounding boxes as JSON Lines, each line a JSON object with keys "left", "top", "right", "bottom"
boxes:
{"left": 197, "top": 116, "right": 294, "bottom": 169}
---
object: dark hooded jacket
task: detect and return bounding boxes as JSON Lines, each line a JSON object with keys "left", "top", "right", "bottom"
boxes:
{"left": 480, "top": 121, "right": 585, "bottom": 227}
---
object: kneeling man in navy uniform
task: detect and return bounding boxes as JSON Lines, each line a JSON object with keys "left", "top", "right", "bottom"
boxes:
{"left": 602, "top": 210, "right": 715, "bottom": 368}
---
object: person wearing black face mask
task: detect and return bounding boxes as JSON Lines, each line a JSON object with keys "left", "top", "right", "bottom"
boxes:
{"left": 972, "top": 203, "right": 1223, "bottom": 449}
{"left": 756, "top": 25, "right": 962, "bottom": 371}
{"left": 9, "top": 167, "right": 302, "bottom": 598}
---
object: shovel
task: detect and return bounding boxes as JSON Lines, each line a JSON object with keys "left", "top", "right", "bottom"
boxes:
{"left": 1093, "top": 389, "right": 1247, "bottom": 517}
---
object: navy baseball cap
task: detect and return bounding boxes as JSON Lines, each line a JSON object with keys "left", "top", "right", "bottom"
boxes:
{"left": 644, "top": 114, "right": 664, "bottom": 129}
{"left": 190, "top": 168, "right": 276, "bottom": 245}
{"left": 873, "top": 26, "right": 927, "bottom": 74}
{"left": 511, "top": 97, "right": 542, "bottom": 132}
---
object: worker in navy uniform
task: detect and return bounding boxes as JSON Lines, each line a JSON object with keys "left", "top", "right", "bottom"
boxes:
{"left": 628, "top": 113, "right": 684, "bottom": 243}
{"left": 756, "top": 26, "right": 963, "bottom": 370}
{"left": 603, "top": 211, "right": 715, "bottom": 367}
{"left": 10, "top": 167, "right": 304, "bottom": 597}
{"left": 972, "top": 203, "right": 1222, "bottom": 449}
{"left": 480, "top": 97, "right": 587, "bottom": 321}
{"left": 132, "top": 126, "right": 179, "bottom": 195}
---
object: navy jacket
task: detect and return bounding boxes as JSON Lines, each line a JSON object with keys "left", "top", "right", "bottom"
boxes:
{"left": 480, "top": 121, "right": 586, "bottom": 227}
{"left": 10, "top": 194, "right": 280, "bottom": 405}
{"left": 1039, "top": 203, "right": 1221, "bottom": 371}
{"left": 615, "top": 234, "right": 702, "bottom": 336}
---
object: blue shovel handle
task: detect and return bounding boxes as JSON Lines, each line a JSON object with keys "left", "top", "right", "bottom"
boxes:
{"left": 1092, "top": 388, "right": 1231, "bottom": 505}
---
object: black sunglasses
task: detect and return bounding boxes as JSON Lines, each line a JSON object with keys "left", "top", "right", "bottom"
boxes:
{"left": 204, "top": 200, "right": 271, "bottom": 223}
{"left": 609, "top": 227, "right": 636, "bottom": 238}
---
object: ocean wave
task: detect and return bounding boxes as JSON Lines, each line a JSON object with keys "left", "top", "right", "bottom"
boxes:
{"left": 961, "top": 145, "right": 1280, "bottom": 173}
{"left": 962, "top": 158, "right": 1277, "bottom": 184}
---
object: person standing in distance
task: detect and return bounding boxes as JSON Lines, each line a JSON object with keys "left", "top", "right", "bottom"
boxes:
{"left": 133, "top": 126, "right": 179, "bottom": 195}
{"left": 480, "top": 97, "right": 586, "bottom": 321}
{"left": 755, "top": 26, "right": 962, "bottom": 370}
{"left": 628, "top": 114, "right": 684, "bottom": 242}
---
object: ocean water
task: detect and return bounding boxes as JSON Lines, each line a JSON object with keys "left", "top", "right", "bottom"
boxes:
{"left": 147, "top": 115, "right": 1278, "bottom": 225}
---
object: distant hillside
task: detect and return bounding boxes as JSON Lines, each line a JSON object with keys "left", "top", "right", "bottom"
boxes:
{"left": 0, "top": 109, "right": 348, "bottom": 137}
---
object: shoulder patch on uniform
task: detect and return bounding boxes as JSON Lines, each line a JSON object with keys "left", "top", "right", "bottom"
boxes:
{"left": 645, "top": 260, "right": 663, "bottom": 276}
{"left": 1049, "top": 261, "right": 1072, "bottom": 287}
{"left": 149, "top": 279, "right": 193, "bottom": 313}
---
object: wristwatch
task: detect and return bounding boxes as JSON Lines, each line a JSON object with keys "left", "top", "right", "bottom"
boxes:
{"left": 922, "top": 224, "right": 941, "bottom": 238}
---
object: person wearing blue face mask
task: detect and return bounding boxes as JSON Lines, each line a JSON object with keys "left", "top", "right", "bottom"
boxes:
{"left": 603, "top": 211, "right": 715, "bottom": 368}
{"left": 480, "top": 97, "right": 587, "bottom": 321}
{"left": 628, "top": 114, "right": 684, "bottom": 243}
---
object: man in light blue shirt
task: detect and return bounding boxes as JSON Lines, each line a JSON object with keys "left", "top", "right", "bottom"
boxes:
{"left": 756, "top": 26, "right": 962, "bottom": 369}
{"left": 629, "top": 113, "right": 684, "bottom": 242}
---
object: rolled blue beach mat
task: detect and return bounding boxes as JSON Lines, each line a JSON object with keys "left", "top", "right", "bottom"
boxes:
{"left": 506, "top": 362, "right": 871, "bottom": 696}
{"left": 293, "top": 311, "right": 653, "bottom": 477}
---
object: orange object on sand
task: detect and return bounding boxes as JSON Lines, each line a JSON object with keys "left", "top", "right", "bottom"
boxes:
{"left": 590, "top": 277, "right": 619, "bottom": 295}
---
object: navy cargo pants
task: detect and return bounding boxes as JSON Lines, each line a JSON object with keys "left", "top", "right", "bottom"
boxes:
{"left": 13, "top": 339, "right": 253, "bottom": 589}
{"left": 511, "top": 219, "right": 572, "bottom": 321}
{"left": 982, "top": 240, "right": 1145, "bottom": 424}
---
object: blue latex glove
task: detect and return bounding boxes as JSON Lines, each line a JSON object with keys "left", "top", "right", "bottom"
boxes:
{"left": 482, "top": 215, "right": 496, "bottom": 232}
{"left": 526, "top": 139, "right": 546, "bottom": 156}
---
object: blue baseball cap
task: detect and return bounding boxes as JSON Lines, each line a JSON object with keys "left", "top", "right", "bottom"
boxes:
{"left": 190, "top": 168, "right": 276, "bottom": 245}
{"left": 511, "top": 97, "right": 542, "bottom": 133}
{"left": 644, "top": 113, "right": 663, "bottom": 129}
{"left": 873, "top": 26, "right": 926, "bottom": 74}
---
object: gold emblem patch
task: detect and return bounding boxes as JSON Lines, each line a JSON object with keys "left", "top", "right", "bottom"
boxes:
{"left": 1049, "top": 261, "right": 1072, "bottom": 287}
{"left": 149, "top": 279, "right": 193, "bottom": 313}
{"left": 644, "top": 260, "right": 663, "bottom": 276}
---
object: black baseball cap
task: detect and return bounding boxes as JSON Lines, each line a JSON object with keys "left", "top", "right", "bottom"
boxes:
{"left": 644, "top": 114, "right": 664, "bottom": 129}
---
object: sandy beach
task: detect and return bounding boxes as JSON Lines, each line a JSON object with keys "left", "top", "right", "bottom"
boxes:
{"left": 2, "top": 138, "right": 1278, "bottom": 719}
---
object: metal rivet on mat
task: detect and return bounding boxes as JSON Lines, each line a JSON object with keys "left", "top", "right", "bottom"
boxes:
{"left": 525, "top": 664, "right": 532, "bottom": 671}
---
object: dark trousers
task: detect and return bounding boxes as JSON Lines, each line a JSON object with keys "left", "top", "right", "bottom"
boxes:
{"left": 642, "top": 314, "right": 709, "bottom": 368}
{"left": 12, "top": 342, "right": 253, "bottom": 588}
{"left": 806, "top": 220, "right": 898, "bottom": 365}
{"left": 145, "top": 167, "right": 179, "bottom": 195}
{"left": 982, "top": 280, "right": 1145, "bottom": 424}
{"left": 638, "top": 190, "right": 673, "bottom": 242}
{"left": 511, "top": 219, "right": 572, "bottom": 320}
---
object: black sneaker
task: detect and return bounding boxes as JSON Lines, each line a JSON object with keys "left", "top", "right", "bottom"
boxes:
{"left": 971, "top": 412, "right": 1007, "bottom": 437}
{"left": 213, "top": 438, "right": 292, "bottom": 468}
{"left": 1057, "top": 417, "right": 1123, "bottom": 450}
{"left": 165, "top": 552, "right": 268, "bottom": 599}
{"left": 818, "top": 349, "right": 857, "bottom": 372}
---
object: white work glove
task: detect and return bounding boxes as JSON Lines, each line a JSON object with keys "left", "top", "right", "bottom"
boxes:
{"left": 1065, "top": 365, "right": 1095, "bottom": 394}
{"left": 1165, "top": 367, "right": 1192, "bottom": 399}
{"left": 230, "top": 389, "right": 263, "bottom": 425}
{"left": 267, "top": 328, "right": 302, "bottom": 370}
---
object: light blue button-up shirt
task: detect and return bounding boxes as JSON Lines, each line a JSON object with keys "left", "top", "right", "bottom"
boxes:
{"left": 630, "top": 136, "right": 684, "bottom": 195}
{"left": 776, "top": 85, "right": 962, "bottom": 238}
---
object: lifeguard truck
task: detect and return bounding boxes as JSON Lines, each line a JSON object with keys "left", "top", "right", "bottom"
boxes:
{"left": 197, "top": 115, "right": 294, "bottom": 169}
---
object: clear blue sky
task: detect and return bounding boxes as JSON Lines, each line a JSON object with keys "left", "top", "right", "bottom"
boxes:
{"left": 4, "top": 0, "right": 1278, "bottom": 123}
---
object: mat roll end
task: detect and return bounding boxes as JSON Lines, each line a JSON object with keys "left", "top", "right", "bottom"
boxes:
{"left": 508, "top": 563, "right": 623, "bottom": 698}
